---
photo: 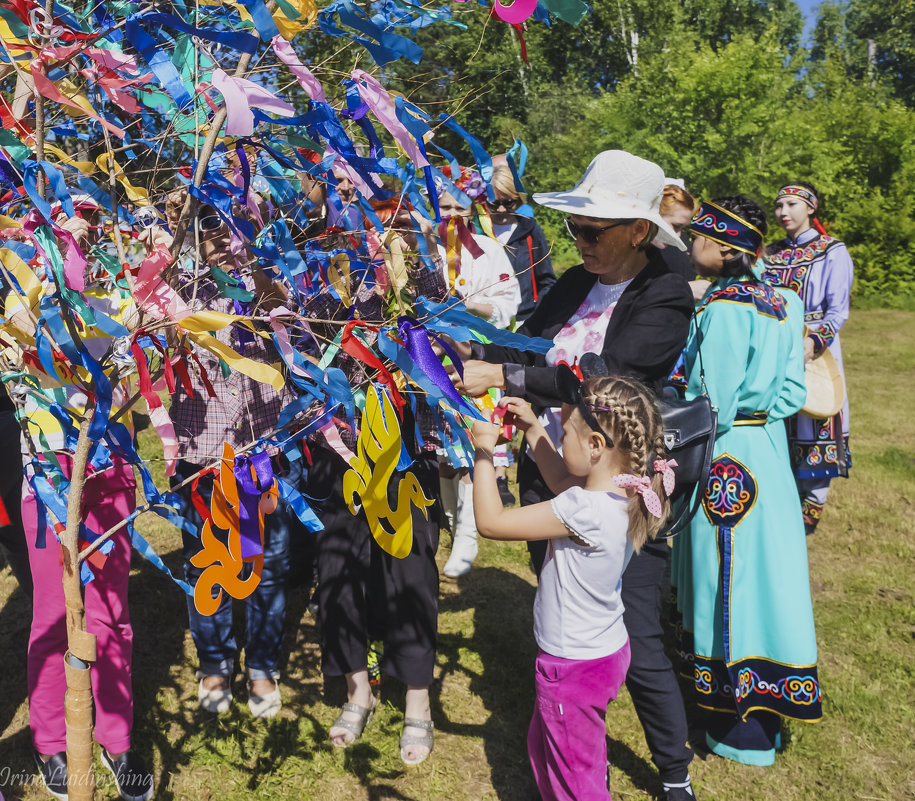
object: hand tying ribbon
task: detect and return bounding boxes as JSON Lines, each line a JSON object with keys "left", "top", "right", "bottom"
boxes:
{"left": 653, "top": 458, "right": 678, "bottom": 497}
{"left": 396, "top": 315, "right": 476, "bottom": 416}
{"left": 613, "top": 473, "right": 664, "bottom": 519}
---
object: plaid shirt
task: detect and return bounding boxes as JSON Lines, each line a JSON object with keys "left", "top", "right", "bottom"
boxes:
{"left": 169, "top": 269, "right": 297, "bottom": 465}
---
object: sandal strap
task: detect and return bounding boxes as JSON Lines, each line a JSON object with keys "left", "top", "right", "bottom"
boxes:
{"left": 402, "top": 717, "right": 434, "bottom": 731}
{"left": 341, "top": 702, "right": 372, "bottom": 716}
{"left": 331, "top": 700, "right": 375, "bottom": 739}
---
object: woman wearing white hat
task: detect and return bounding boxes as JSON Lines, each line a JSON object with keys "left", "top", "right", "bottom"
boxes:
{"left": 450, "top": 150, "right": 697, "bottom": 801}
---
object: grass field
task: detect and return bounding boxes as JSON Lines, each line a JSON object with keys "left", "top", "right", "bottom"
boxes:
{"left": 1, "top": 309, "right": 913, "bottom": 801}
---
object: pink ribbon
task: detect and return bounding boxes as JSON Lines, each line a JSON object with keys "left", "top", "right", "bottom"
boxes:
{"left": 613, "top": 473, "right": 663, "bottom": 519}
{"left": 319, "top": 420, "right": 357, "bottom": 463}
{"left": 271, "top": 36, "right": 327, "bottom": 102}
{"left": 211, "top": 69, "right": 295, "bottom": 137}
{"left": 328, "top": 150, "right": 377, "bottom": 199}
{"left": 22, "top": 211, "right": 87, "bottom": 293}
{"left": 653, "top": 458, "right": 678, "bottom": 497}
{"left": 134, "top": 245, "right": 193, "bottom": 321}
{"left": 351, "top": 69, "right": 430, "bottom": 169}
{"left": 269, "top": 306, "right": 311, "bottom": 378}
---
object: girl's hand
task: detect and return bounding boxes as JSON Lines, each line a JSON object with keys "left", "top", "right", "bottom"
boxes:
{"left": 499, "top": 396, "right": 537, "bottom": 432}
{"left": 471, "top": 419, "right": 501, "bottom": 452}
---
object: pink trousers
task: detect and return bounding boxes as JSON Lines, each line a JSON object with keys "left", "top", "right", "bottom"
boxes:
{"left": 528, "top": 641, "right": 632, "bottom": 801}
{"left": 24, "top": 457, "right": 137, "bottom": 755}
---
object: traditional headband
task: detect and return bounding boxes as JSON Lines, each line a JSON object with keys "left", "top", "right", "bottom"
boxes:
{"left": 688, "top": 200, "right": 763, "bottom": 257}
{"left": 777, "top": 184, "right": 818, "bottom": 210}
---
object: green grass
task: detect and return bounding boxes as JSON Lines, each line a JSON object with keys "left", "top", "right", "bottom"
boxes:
{"left": 1, "top": 310, "right": 914, "bottom": 800}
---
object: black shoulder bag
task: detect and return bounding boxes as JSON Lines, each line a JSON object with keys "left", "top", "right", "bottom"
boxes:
{"left": 658, "top": 312, "right": 717, "bottom": 536}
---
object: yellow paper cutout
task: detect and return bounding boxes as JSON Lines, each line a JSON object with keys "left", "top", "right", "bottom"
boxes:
{"left": 343, "top": 387, "right": 433, "bottom": 559}
{"left": 190, "top": 443, "right": 279, "bottom": 615}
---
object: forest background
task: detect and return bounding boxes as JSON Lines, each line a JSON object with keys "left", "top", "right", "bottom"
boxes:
{"left": 300, "top": 0, "right": 915, "bottom": 307}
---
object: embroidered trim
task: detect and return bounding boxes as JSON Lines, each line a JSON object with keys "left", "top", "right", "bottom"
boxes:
{"left": 764, "top": 234, "right": 839, "bottom": 267}
{"left": 703, "top": 454, "right": 759, "bottom": 529}
{"left": 692, "top": 654, "right": 823, "bottom": 721}
{"left": 698, "top": 281, "right": 788, "bottom": 321}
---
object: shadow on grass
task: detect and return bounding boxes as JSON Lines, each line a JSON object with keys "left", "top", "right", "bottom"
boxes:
{"left": 0, "top": 581, "right": 30, "bottom": 738}
{"left": 436, "top": 565, "right": 540, "bottom": 801}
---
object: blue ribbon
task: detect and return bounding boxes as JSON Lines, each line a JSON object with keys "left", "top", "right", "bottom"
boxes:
{"left": 415, "top": 297, "right": 553, "bottom": 353}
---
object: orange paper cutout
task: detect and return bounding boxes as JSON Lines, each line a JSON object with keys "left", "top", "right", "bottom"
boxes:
{"left": 190, "top": 443, "right": 278, "bottom": 615}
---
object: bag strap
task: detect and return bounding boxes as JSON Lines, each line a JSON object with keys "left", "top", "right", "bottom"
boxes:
{"left": 660, "top": 405, "right": 718, "bottom": 537}
{"left": 661, "top": 307, "right": 715, "bottom": 538}
{"left": 693, "top": 306, "right": 709, "bottom": 397}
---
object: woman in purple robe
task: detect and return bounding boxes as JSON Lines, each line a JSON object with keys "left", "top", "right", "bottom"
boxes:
{"left": 762, "top": 182, "right": 854, "bottom": 533}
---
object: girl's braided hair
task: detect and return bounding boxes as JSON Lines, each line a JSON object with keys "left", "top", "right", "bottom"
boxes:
{"left": 581, "top": 375, "right": 670, "bottom": 551}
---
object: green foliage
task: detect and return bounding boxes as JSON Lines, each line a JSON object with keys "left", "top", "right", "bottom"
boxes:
{"left": 284, "top": 1, "right": 915, "bottom": 303}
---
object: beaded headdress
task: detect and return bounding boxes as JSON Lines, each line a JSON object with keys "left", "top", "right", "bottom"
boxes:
{"left": 777, "top": 184, "right": 818, "bottom": 210}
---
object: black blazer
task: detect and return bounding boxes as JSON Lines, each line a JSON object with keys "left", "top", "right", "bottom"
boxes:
{"left": 472, "top": 247, "right": 693, "bottom": 408}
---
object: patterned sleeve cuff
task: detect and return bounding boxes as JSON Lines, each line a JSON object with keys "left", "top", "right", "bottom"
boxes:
{"left": 808, "top": 330, "right": 828, "bottom": 355}
{"left": 504, "top": 363, "right": 525, "bottom": 397}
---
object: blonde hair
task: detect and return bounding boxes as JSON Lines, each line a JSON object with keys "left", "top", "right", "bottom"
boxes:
{"left": 581, "top": 375, "right": 670, "bottom": 551}
{"left": 490, "top": 164, "right": 525, "bottom": 202}
{"left": 660, "top": 184, "right": 696, "bottom": 218}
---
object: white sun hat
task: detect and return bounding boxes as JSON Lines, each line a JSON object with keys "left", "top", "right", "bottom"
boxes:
{"left": 533, "top": 150, "right": 687, "bottom": 251}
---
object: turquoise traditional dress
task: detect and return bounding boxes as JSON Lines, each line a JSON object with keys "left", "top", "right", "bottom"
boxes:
{"left": 671, "top": 276, "right": 823, "bottom": 762}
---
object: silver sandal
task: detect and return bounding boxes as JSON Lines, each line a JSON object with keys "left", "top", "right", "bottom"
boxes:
{"left": 329, "top": 698, "right": 375, "bottom": 747}
{"left": 399, "top": 717, "right": 434, "bottom": 765}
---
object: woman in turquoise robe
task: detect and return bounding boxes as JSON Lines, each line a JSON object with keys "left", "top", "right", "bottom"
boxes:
{"left": 671, "top": 196, "right": 823, "bottom": 766}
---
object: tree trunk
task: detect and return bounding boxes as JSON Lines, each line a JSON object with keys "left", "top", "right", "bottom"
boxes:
{"left": 60, "top": 413, "right": 97, "bottom": 801}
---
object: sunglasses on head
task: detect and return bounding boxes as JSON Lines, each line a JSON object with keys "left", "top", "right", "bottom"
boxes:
{"left": 564, "top": 217, "right": 633, "bottom": 245}
{"left": 556, "top": 364, "right": 614, "bottom": 448}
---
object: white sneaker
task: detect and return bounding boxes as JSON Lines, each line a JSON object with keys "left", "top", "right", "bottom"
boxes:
{"left": 443, "top": 534, "right": 478, "bottom": 578}
{"left": 197, "top": 674, "right": 233, "bottom": 713}
{"left": 248, "top": 679, "right": 281, "bottom": 719}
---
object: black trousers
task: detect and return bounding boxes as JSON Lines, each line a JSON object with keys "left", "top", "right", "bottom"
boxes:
{"left": 0, "top": 411, "right": 31, "bottom": 595}
{"left": 520, "top": 455, "right": 693, "bottom": 783}
{"left": 309, "top": 445, "right": 440, "bottom": 688}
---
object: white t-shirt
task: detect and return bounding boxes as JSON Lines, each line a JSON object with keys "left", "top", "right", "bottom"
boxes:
{"left": 533, "top": 278, "right": 632, "bottom": 452}
{"left": 436, "top": 234, "right": 521, "bottom": 329}
{"left": 493, "top": 222, "right": 517, "bottom": 246}
{"left": 534, "top": 485, "right": 634, "bottom": 660}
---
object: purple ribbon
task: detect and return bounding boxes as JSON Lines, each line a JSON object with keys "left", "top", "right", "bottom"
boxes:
{"left": 233, "top": 452, "right": 275, "bottom": 558}
{"left": 397, "top": 316, "right": 475, "bottom": 414}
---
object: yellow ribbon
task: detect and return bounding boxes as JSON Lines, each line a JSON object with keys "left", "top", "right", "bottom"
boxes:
{"left": 96, "top": 153, "right": 151, "bottom": 205}
{"left": 179, "top": 311, "right": 286, "bottom": 392}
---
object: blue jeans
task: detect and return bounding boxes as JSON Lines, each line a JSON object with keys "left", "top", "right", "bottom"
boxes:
{"left": 175, "top": 457, "right": 298, "bottom": 681}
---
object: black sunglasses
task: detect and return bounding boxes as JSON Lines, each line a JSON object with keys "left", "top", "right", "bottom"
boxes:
{"left": 490, "top": 197, "right": 520, "bottom": 211}
{"left": 565, "top": 217, "right": 633, "bottom": 245}
{"left": 556, "top": 364, "right": 614, "bottom": 447}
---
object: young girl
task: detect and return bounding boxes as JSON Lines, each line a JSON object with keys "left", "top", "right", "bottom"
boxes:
{"left": 471, "top": 373, "right": 674, "bottom": 801}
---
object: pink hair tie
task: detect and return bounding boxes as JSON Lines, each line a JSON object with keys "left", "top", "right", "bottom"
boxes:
{"left": 613, "top": 474, "right": 663, "bottom": 519}
{"left": 653, "top": 458, "right": 678, "bottom": 497}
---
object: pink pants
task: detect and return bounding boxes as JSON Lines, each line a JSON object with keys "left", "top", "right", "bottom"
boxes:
{"left": 528, "top": 641, "right": 632, "bottom": 801}
{"left": 24, "top": 457, "right": 137, "bottom": 755}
